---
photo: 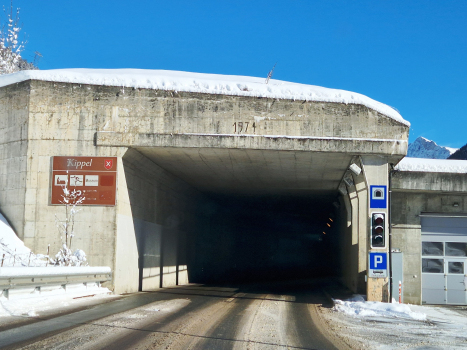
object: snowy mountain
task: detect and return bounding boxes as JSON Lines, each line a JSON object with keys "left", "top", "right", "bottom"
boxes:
{"left": 407, "top": 137, "right": 458, "bottom": 159}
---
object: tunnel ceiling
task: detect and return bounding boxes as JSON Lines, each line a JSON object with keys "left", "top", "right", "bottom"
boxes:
{"left": 135, "top": 147, "right": 353, "bottom": 196}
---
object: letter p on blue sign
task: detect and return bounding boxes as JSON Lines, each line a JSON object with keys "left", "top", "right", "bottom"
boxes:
{"left": 369, "top": 252, "right": 388, "bottom": 278}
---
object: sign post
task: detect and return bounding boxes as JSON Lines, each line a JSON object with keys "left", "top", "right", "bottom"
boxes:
{"left": 51, "top": 156, "right": 117, "bottom": 206}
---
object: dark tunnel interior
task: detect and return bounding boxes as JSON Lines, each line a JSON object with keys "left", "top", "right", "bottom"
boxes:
{"left": 187, "top": 194, "right": 340, "bottom": 284}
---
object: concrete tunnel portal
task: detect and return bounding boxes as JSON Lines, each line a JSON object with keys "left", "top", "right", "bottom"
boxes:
{"left": 123, "top": 146, "right": 351, "bottom": 289}
{"left": 0, "top": 70, "right": 409, "bottom": 297}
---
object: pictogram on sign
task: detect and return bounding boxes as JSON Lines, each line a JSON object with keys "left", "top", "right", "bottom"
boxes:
{"left": 370, "top": 185, "right": 387, "bottom": 209}
{"left": 104, "top": 159, "right": 113, "bottom": 170}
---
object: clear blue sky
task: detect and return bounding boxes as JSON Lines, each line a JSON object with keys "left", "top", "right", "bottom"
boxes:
{"left": 8, "top": 0, "right": 467, "bottom": 148}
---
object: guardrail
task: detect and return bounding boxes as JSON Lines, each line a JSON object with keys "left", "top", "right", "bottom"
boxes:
{"left": 0, "top": 266, "right": 112, "bottom": 299}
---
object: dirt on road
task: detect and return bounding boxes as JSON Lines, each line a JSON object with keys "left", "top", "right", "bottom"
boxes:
{"left": 1, "top": 280, "right": 357, "bottom": 350}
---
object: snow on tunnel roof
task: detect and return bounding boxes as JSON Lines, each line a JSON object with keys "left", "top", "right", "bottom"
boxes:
{"left": 395, "top": 157, "right": 467, "bottom": 174}
{"left": 0, "top": 69, "right": 409, "bottom": 126}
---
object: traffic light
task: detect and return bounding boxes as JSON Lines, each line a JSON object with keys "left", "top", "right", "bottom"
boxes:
{"left": 371, "top": 213, "right": 385, "bottom": 248}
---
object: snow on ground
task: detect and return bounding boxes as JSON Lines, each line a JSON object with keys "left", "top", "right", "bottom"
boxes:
{"left": 333, "top": 294, "right": 426, "bottom": 320}
{"left": 0, "top": 68, "right": 409, "bottom": 126}
{"left": 0, "top": 283, "right": 113, "bottom": 318}
{"left": 395, "top": 157, "right": 467, "bottom": 173}
{"left": 325, "top": 295, "right": 467, "bottom": 349}
{"left": 0, "top": 212, "right": 113, "bottom": 318}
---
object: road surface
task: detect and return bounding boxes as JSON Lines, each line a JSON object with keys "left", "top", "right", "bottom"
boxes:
{"left": 0, "top": 279, "right": 351, "bottom": 350}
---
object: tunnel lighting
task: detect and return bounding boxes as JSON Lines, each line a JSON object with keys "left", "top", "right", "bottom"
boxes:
{"left": 326, "top": 223, "right": 331, "bottom": 227}
{"left": 349, "top": 163, "right": 362, "bottom": 176}
{"left": 338, "top": 184, "right": 347, "bottom": 195}
{"left": 343, "top": 175, "right": 354, "bottom": 187}
{"left": 323, "top": 231, "right": 326, "bottom": 235}
{"left": 329, "top": 218, "right": 333, "bottom": 222}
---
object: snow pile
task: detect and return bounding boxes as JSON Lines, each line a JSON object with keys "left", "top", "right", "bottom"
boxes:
{"left": 407, "top": 137, "right": 458, "bottom": 159}
{"left": 0, "top": 68, "right": 409, "bottom": 126}
{"left": 333, "top": 295, "right": 426, "bottom": 321}
{"left": 54, "top": 244, "right": 87, "bottom": 267}
{"left": 0, "top": 213, "right": 48, "bottom": 267}
{"left": 395, "top": 157, "right": 467, "bottom": 173}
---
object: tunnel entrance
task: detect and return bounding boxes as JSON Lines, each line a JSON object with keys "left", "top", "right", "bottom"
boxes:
{"left": 188, "top": 194, "right": 340, "bottom": 284}
{"left": 123, "top": 147, "right": 351, "bottom": 291}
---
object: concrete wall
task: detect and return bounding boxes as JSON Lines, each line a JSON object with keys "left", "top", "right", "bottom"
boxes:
{"left": 20, "top": 81, "right": 125, "bottom": 276}
{"left": 0, "top": 82, "right": 30, "bottom": 238}
{"left": 84, "top": 88, "right": 409, "bottom": 141}
{"left": 391, "top": 171, "right": 467, "bottom": 304}
{"left": 0, "top": 79, "right": 216, "bottom": 293}
{"left": 115, "top": 148, "right": 206, "bottom": 293}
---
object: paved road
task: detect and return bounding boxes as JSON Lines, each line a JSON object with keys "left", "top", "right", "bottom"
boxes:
{"left": 0, "top": 279, "right": 349, "bottom": 350}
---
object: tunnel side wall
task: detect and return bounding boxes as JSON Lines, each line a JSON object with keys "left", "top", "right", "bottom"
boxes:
{"left": 391, "top": 171, "right": 467, "bottom": 305}
{"left": 337, "top": 194, "right": 359, "bottom": 292}
{"left": 116, "top": 148, "right": 207, "bottom": 293}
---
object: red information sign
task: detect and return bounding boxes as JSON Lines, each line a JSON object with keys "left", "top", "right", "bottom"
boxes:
{"left": 51, "top": 156, "right": 117, "bottom": 206}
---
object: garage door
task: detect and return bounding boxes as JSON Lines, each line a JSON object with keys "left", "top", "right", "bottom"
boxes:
{"left": 421, "top": 214, "right": 467, "bottom": 305}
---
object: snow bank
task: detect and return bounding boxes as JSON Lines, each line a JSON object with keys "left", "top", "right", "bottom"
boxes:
{"left": 0, "top": 284, "right": 112, "bottom": 318}
{"left": 1, "top": 212, "right": 94, "bottom": 268}
{"left": 0, "top": 213, "right": 30, "bottom": 256}
{"left": 395, "top": 157, "right": 467, "bottom": 173}
{"left": 333, "top": 295, "right": 426, "bottom": 321}
{"left": 0, "top": 213, "right": 48, "bottom": 267}
{"left": 0, "top": 69, "right": 409, "bottom": 126}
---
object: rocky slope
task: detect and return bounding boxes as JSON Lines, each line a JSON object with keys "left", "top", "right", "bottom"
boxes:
{"left": 448, "top": 143, "right": 467, "bottom": 160}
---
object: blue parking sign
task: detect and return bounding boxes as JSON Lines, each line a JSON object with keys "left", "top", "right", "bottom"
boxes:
{"left": 369, "top": 252, "right": 388, "bottom": 278}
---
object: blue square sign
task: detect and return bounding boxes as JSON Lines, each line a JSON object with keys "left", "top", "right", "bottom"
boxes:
{"left": 370, "top": 185, "right": 387, "bottom": 209}
{"left": 369, "top": 252, "right": 388, "bottom": 278}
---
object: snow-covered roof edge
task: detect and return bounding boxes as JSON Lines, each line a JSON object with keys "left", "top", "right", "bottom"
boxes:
{"left": 395, "top": 157, "right": 467, "bottom": 174}
{"left": 0, "top": 69, "right": 410, "bottom": 126}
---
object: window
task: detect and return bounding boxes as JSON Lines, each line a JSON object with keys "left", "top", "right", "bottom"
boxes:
{"left": 422, "top": 242, "right": 444, "bottom": 256}
{"left": 445, "top": 242, "right": 467, "bottom": 257}
{"left": 448, "top": 262, "right": 464, "bottom": 274}
{"left": 422, "top": 259, "right": 444, "bottom": 273}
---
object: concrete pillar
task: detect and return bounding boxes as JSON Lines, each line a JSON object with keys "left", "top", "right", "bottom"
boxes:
{"left": 361, "top": 156, "right": 390, "bottom": 302}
